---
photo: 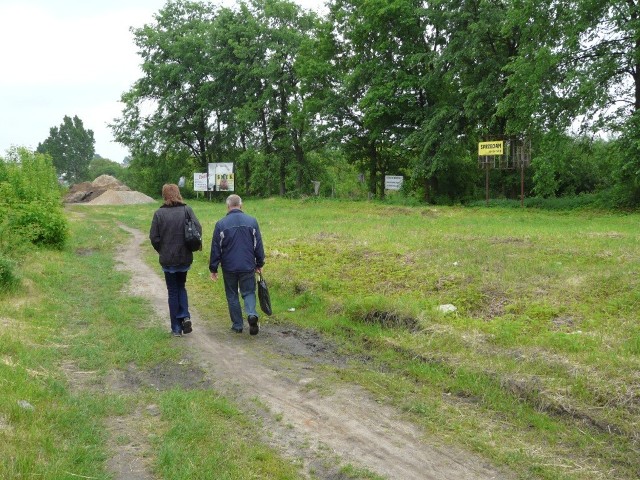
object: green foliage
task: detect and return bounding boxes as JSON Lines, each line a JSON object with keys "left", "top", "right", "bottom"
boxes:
{"left": 123, "top": 150, "right": 191, "bottom": 198}
{"left": 0, "top": 147, "right": 62, "bottom": 204}
{"left": 87, "top": 156, "right": 126, "bottom": 181}
{"left": 531, "top": 132, "right": 617, "bottom": 198}
{"left": 609, "top": 113, "right": 640, "bottom": 207}
{"left": 467, "top": 192, "right": 613, "bottom": 210}
{"left": 0, "top": 255, "right": 17, "bottom": 290}
{"left": 111, "top": 0, "right": 640, "bottom": 208}
{"left": 37, "top": 115, "right": 95, "bottom": 183}
{"left": 0, "top": 148, "right": 68, "bottom": 251}
{"left": 8, "top": 202, "right": 68, "bottom": 249}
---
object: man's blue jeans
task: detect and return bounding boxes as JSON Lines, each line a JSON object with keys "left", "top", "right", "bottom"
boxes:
{"left": 164, "top": 270, "right": 190, "bottom": 333}
{"left": 222, "top": 271, "right": 258, "bottom": 331}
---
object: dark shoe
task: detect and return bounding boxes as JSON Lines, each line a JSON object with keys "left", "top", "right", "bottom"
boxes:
{"left": 181, "top": 318, "right": 192, "bottom": 334}
{"left": 172, "top": 330, "right": 182, "bottom": 337}
{"left": 231, "top": 327, "right": 243, "bottom": 334}
{"left": 248, "top": 315, "right": 259, "bottom": 336}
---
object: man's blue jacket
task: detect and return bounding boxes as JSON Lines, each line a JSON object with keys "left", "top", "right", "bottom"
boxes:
{"left": 209, "top": 209, "right": 265, "bottom": 274}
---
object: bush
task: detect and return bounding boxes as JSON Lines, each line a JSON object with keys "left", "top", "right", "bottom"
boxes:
{"left": 9, "top": 202, "right": 68, "bottom": 249}
{"left": 466, "top": 192, "right": 612, "bottom": 211}
{"left": 0, "top": 255, "right": 17, "bottom": 290}
{"left": 1, "top": 148, "right": 69, "bottom": 250}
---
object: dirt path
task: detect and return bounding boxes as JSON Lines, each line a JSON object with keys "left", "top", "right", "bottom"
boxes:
{"left": 114, "top": 224, "right": 512, "bottom": 480}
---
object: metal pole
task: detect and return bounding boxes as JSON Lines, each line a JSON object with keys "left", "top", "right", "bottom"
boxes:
{"left": 485, "top": 164, "right": 489, "bottom": 206}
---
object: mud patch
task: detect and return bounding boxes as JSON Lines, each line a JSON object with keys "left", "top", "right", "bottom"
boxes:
{"left": 313, "top": 231, "right": 341, "bottom": 241}
{"left": 382, "top": 206, "right": 414, "bottom": 215}
{"left": 499, "top": 375, "right": 632, "bottom": 440}
{"left": 0, "top": 414, "right": 13, "bottom": 434}
{"left": 471, "top": 287, "right": 510, "bottom": 319}
{"left": 61, "top": 361, "right": 100, "bottom": 393}
{"left": 262, "top": 323, "right": 346, "bottom": 366}
{"left": 0, "top": 317, "right": 15, "bottom": 328}
{"left": 106, "top": 407, "right": 160, "bottom": 480}
{"left": 359, "top": 310, "right": 419, "bottom": 331}
{"left": 75, "top": 247, "right": 97, "bottom": 256}
{"left": 489, "top": 236, "right": 532, "bottom": 245}
{"left": 105, "top": 360, "right": 213, "bottom": 393}
{"left": 551, "top": 316, "right": 575, "bottom": 330}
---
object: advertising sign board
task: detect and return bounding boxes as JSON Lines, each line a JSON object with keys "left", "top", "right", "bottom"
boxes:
{"left": 193, "top": 173, "right": 208, "bottom": 192}
{"left": 207, "top": 163, "right": 234, "bottom": 191}
{"left": 478, "top": 141, "right": 504, "bottom": 156}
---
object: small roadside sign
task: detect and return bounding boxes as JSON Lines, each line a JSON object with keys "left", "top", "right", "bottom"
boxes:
{"left": 385, "top": 175, "right": 403, "bottom": 190}
{"left": 194, "top": 173, "right": 208, "bottom": 192}
{"left": 478, "top": 141, "right": 504, "bottom": 156}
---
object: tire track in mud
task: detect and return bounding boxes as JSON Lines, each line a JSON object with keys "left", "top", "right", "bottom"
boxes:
{"left": 115, "top": 224, "right": 512, "bottom": 480}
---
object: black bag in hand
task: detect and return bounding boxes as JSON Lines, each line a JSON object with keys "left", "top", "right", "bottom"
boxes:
{"left": 257, "top": 272, "right": 272, "bottom": 316}
{"left": 184, "top": 206, "right": 202, "bottom": 252}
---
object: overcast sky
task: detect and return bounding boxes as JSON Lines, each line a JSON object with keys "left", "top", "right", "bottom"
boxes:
{"left": 0, "top": 0, "right": 324, "bottom": 163}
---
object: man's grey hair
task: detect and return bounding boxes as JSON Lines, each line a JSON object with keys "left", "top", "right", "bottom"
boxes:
{"left": 226, "top": 194, "right": 242, "bottom": 208}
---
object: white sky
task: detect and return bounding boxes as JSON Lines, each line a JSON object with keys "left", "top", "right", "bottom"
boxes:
{"left": 0, "top": 0, "right": 325, "bottom": 163}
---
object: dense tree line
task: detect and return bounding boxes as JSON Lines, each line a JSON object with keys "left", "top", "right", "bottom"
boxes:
{"left": 111, "top": 0, "right": 640, "bottom": 206}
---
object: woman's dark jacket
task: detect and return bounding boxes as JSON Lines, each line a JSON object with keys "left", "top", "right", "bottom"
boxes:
{"left": 150, "top": 203, "right": 202, "bottom": 267}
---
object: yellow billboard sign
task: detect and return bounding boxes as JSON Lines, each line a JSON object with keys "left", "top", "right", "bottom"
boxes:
{"left": 478, "top": 141, "right": 504, "bottom": 156}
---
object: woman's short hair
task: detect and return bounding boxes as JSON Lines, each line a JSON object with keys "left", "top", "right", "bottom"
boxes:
{"left": 162, "top": 184, "right": 183, "bottom": 206}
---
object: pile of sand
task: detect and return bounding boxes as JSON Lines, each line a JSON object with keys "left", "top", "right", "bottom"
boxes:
{"left": 86, "top": 190, "right": 155, "bottom": 205}
{"left": 64, "top": 175, "right": 156, "bottom": 205}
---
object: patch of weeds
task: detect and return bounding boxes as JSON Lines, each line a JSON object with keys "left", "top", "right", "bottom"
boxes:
{"left": 343, "top": 296, "right": 420, "bottom": 332}
{"left": 0, "top": 255, "right": 18, "bottom": 291}
{"left": 360, "top": 310, "right": 419, "bottom": 330}
{"left": 623, "top": 333, "right": 640, "bottom": 355}
{"left": 339, "top": 463, "right": 386, "bottom": 480}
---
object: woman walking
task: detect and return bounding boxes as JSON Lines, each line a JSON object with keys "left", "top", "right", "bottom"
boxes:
{"left": 149, "top": 183, "right": 202, "bottom": 336}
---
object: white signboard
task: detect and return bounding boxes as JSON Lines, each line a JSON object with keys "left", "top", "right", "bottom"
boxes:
{"left": 385, "top": 175, "right": 404, "bottom": 190}
{"left": 208, "top": 163, "right": 235, "bottom": 191}
{"left": 193, "top": 173, "right": 208, "bottom": 192}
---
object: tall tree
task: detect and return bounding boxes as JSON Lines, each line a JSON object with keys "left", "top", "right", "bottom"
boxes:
{"left": 328, "top": 0, "right": 438, "bottom": 197}
{"left": 496, "top": 0, "right": 640, "bottom": 203}
{"left": 111, "top": 1, "right": 229, "bottom": 171}
{"left": 571, "top": 0, "right": 640, "bottom": 203}
{"left": 37, "top": 115, "right": 95, "bottom": 183}
{"left": 249, "top": 0, "right": 322, "bottom": 195}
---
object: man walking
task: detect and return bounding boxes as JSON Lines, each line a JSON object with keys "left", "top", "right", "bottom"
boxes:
{"left": 209, "top": 194, "right": 265, "bottom": 335}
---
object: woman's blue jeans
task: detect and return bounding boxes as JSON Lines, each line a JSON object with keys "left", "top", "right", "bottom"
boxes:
{"left": 164, "top": 270, "right": 190, "bottom": 333}
{"left": 222, "top": 271, "right": 258, "bottom": 331}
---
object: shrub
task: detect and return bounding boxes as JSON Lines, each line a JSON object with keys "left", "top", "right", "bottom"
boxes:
{"left": 1, "top": 148, "right": 69, "bottom": 250}
{"left": 9, "top": 202, "right": 68, "bottom": 249}
{"left": 0, "top": 255, "right": 17, "bottom": 290}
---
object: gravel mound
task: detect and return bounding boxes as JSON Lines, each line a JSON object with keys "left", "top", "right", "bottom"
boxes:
{"left": 85, "top": 190, "right": 156, "bottom": 205}
{"left": 64, "top": 175, "right": 156, "bottom": 205}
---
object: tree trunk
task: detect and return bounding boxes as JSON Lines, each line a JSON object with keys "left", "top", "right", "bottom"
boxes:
{"left": 240, "top": 131, "right": 250, "bottom": 193}
{"left": 279, "top": 156, "right": 286, "bottom": 196}
{"left": 367, "top": 141, "right": 378, "bottom": 197}
{"left": 294, "top": 134, "right": 305, "bottom": 192}
{"left": 635, "top": 36, "right": 640, "bottom": 113}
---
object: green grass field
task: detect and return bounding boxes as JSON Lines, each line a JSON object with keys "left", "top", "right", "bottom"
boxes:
{"left": 1, "top": 198, "right": 639, "bottom": 479}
